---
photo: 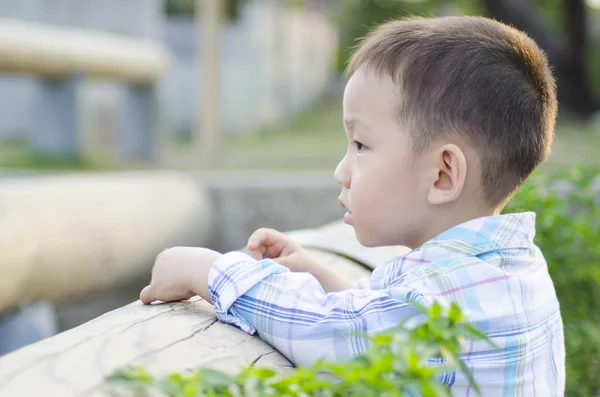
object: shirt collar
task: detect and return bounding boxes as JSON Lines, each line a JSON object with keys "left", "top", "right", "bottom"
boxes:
{"left": 370, "top": 212, "right": 537, "bottom": 289}
{"left": 421, "top": 211, "right": 535, "bottom": 252}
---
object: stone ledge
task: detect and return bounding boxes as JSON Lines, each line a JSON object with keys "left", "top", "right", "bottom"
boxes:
{"left": 0, "top": 172, "right": 212, "bottom": 314}
{"left": 0, "top": 244, "right": 393, "bottom": 397}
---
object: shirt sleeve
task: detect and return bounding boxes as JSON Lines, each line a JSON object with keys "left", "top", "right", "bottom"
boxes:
{"left": 208, "top": 251, "right": 428, "bottom": 367}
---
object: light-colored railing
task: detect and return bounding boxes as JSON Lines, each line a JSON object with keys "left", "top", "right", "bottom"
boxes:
{"left": 0, "top": 18, "right": 170, "bottom": 159}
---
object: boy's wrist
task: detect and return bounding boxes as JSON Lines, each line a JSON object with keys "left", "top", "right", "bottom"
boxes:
{"left": 303, "top": 254, "right": 354, "bottom": 293}
{"left": 190, "top": 249, "right": 222, "bottom": 304}
{"left": 300, "top": 251, "right": 323, "bottom": 274}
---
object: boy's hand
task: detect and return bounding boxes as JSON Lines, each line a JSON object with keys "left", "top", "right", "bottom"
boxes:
{"left": 246, "top": 228, "right": 317, "bottom": 273}
{"left": 140, "top": 247, "right": 221, "bottom": 305}
{"left": 246, "top": 228, "right": 355, "bottom": 293}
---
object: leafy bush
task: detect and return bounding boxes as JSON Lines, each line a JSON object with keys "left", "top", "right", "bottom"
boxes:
{"left": 108, "top": 302, "right": 485, "bottom": 397}
{"left": 504, "top": 166, "right": 600, "bottom": 397}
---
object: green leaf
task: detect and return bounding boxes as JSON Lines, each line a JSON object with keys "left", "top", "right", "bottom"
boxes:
{"left": 448, "top": 303, "right": 463, "bottom": 323}
{"left": 457, "top": 356, "right": 481, "bottom": 396}
{"left": 430, "top": 302, "right": 443, "bottom": 320}
{"left": 248, "top": 367, "right": 277, "bottom": 381}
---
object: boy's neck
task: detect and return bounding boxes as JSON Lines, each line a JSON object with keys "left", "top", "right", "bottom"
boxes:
{"left": 412, "top": 205, "right": 499, "bottom": 249}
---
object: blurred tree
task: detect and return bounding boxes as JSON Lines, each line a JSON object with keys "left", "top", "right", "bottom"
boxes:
{"left": 335, "top": 0, "right": 600, "bottom": 119}
{"left": 482, "top": 0, "right": 600, "bottom": 117}
{"left": 164, "top": 0, "right": 245, "bottom": 20}
{"left": 333, "top": 0, "right": 465, "bottom": 72}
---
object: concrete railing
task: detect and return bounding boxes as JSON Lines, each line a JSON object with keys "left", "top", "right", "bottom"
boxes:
{"left": 0, "top": 173, "right": 212, "bottom": 315}
{"left": 0, "top": 18, "right": 170, "bottom": 159}
{"left": 0, "top": 219, "right": 409, "bottom": 397}
{"left": 0, "top": 170, "right": 349, "bottom": 332}
{"left": 0, "top": 18, "right": 169, "bottom": 84}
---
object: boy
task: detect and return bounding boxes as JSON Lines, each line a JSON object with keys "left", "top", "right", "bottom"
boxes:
{"left": 140, "top": 16, "right": 565, "bottom": 396}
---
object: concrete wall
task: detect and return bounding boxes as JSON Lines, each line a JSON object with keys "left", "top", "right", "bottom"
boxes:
{"left": 198, "top": 171, "right": 344, "bottom": 253}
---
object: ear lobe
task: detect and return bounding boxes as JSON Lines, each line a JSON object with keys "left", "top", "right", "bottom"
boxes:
{"left": 427, "top": 144, "right": 467, "bottom": 205}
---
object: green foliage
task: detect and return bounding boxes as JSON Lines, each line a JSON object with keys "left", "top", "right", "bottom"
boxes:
{"left": 164, "top": 0, "right": 246, "bottom": 21}
{"left": 108, "top": 302, "right": 487, "bottom": 397}
{"left": 0, "top": 138, "right": 113, "bottom": 170}
{"left": 333, "top": 0, "right": 481, "bottom": 72}
{"left": 333, "top": 0, "right": 600, "bottom": 93}
{"left": 504, "top": 166, "right": 600, "bottom": 397}
{"left": 164, "top": 0, "right": 195, "bottom": 18}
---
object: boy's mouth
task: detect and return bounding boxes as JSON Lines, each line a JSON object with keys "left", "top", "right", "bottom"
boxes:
{"left": 338, "top": 198, "right": 352, "bottom": 224}
{"left": 343, "top": 211, "right": 353, "bottom": 224}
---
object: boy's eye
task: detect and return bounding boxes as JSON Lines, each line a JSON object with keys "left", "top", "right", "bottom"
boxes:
{"left": 353, "top": 140, "right": 366, "bottom": 152}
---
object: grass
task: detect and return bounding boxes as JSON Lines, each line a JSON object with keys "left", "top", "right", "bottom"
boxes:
{"left": 163, "top": 95, "right": 346, "bottom": 171}
{"left": 542, "top": 123, "right": 600, "bottom": 171}
{"left": 1, "top": 95, "right": 599, "bottom": 172}
{"left": 0, "top": 138, "right": 117, "bottom": 171}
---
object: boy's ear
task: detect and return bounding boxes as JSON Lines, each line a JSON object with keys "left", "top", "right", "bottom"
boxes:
{"left": 427, "top": 144, "right": 467, "bottom": 205}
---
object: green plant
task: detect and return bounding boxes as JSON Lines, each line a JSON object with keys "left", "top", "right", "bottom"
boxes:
{"left": 504, "top": 166, "right": 600, "bottom": 397}
{"left": 164, "top": 0, "right": 247, "bottom": 21}
{"left": 108, "top": 302, "right": 486, "bottom": 397}
{"left": 332, "top": 0, "right": 482, "bottom": 73}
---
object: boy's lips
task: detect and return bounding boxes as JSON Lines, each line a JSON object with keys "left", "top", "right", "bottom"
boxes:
{"left": 343, "top": 211, "right": 353, "bottom": 224}
{"left": 338, "top": 198, "right": 352, "bottom": 224}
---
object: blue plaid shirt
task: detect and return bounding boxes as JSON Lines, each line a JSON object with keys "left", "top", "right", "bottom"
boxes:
{"left": 208, "top": 212, "right": 565, "bottom": 396}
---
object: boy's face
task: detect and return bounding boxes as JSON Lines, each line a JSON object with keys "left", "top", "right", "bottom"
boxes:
{"left": 335, "top": 68, "right": 431, "bottom": 248}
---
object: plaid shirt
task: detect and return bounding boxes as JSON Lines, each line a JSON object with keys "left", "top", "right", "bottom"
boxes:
{"left": 208, "top": 212, "right": 565, "bottom": 396}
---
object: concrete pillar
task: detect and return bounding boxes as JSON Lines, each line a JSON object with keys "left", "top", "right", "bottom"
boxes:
{"left": 116, "top": 84, "right": 159, "bottom": 160}
{"left": 31, "top": 74, "right": 81, "bottom": 157}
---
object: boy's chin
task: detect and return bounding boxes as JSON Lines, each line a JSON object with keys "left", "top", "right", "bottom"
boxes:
{"left": 355, "top": 227, "right": 411, "bottom": 249}
{"left": 354, "top": 229, "right": 381, "bottom": 248}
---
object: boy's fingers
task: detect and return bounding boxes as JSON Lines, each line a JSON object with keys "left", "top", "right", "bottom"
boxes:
{"left": 245, "top": 247, "right": 264, "bottom": 260}
{"left": 248, "top": 228, "right": 283, "bottom": 248}
{"left": 275, "top": 255, "right": 292, "bottom": 268}
{"left": 140, "top": 285, "right": 155, "bottom": 305}
{"left": 246, "top": 238, "right": 260, "bottom": 249}
{"left": 275, "top": 254, "right": 302, "bottom": 272}
{"left": 247, "top": 230, "right": 267, "bottom": 249}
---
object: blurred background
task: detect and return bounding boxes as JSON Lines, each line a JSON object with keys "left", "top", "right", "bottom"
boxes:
{"left": 0, "top": 1, "right": 598, "bottom": 396}
{"left": 0, "top": 0, "right": 598, "bottom": 171}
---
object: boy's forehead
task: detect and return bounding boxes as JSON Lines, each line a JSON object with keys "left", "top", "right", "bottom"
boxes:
{"left": 343, "top": 67, "right": 400, "bottom": 118}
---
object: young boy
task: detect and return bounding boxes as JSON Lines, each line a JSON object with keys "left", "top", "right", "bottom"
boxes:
{"left": 140, "top": 16, "right": 565, "bottom": 396}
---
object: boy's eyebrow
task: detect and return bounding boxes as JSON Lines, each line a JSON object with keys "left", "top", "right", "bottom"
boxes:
{"left": 343, "top": 118, "right": 363, "bottom": 131}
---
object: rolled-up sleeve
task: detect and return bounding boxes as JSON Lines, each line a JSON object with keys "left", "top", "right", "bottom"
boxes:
{"left": 208, "top": 251, "right": 427, "bottom": 366}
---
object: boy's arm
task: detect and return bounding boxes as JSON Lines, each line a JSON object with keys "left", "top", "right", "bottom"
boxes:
{"left": 302, "top": 255, "right": 356, "bottom": 293}
{"left": 208, "top": 251, "right": 428, "bottom": 366}
{"left": 245, "top": 227, "right": 355, "bottom": 293}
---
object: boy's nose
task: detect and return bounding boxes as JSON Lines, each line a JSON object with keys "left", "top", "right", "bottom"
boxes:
{"left": 334, "top": 155, "right": 351, "bottom": 189}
